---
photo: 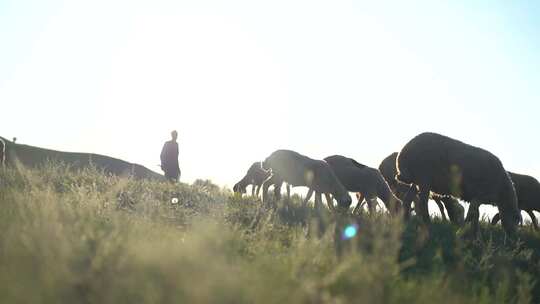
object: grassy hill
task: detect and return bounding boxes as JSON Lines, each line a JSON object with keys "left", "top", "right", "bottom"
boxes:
{"left": 0, "top": 136, "right": 163, "bottom": 180}
{"left": 0, "top": 163, "right": 539, "bottom": 303}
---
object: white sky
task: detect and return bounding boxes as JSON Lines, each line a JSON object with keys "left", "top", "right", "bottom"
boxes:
{"left": 1, "top": 1, "right": 540, "bottom": 218}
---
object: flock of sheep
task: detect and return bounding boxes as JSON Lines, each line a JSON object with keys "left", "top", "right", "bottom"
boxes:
{"left": 1, "top": 133, "right": 538, "bottom": 237}
{"left": 233, "top": 132, "right": 540, "bottom": 236}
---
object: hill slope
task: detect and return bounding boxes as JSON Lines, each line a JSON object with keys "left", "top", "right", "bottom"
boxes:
{"left": 0, "top": 165, "right": 539, "bottom": 303}
{"left": 0, "top": 136, "right": 162, "bottom": 180}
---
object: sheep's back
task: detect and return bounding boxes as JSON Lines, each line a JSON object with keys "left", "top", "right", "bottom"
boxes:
{"left": 265, "top": 150, "right": 318, "bottom": 186}
{"left": 509, "top": 172, "right": 540, "bottom": 210}
{"left": 398, "top": 132, "right": 509, "bottom": 202}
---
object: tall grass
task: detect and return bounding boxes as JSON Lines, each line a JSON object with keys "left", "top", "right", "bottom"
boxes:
{"left": 0, "top": 164, "right": 539, "bottom": 303}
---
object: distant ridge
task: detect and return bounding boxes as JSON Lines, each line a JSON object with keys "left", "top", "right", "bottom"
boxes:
{"left": 0, "top": 136, "right": 163, "bottom": 180}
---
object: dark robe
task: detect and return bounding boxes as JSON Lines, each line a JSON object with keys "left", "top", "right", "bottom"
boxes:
{"left": 160, "top": 140, "right": 180, "bottom": 181}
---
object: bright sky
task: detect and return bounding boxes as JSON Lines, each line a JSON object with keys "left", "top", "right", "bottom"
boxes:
{"left": 2, "top": 0, "right": 540, "bottom": 213}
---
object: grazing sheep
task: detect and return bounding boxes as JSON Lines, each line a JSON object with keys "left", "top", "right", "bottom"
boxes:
{"left": 379, "top": 152, "right": 416, "bottom": 215}
{"left": 261, "top": 150, "right": 352, "bottom": 209}
{"left": 379, "top": 152, "right": 464, "bottom": 224}
{"left": 233, "top": 162, "right": 271, "bottom": 197}
{"left": 396, "top": 132, "right": 521, "bottom": 235}
{"left": 0, "top": 138, "right": 5, "bottom": 167}
{"left": 323, "top": 155, "right": 402, "bottom": 215}
{"left": 491, "top": 172, "right": 540, "bottom": 230}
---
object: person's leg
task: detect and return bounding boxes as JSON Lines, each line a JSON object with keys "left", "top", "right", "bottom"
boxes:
{"left": 165, "top": 170, "right": 176, "bottom": 183}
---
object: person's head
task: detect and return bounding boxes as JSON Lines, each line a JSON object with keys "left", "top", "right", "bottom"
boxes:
{"left": 171, "top": 130, "right": 178, "bottom": 141}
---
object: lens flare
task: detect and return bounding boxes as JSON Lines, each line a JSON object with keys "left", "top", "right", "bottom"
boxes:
{"left": 342, "top": 224, "right": 359, "bottom": 240}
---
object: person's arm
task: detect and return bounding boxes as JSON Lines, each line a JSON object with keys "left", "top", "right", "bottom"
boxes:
{"left": 160, "top": 142, "right": 167, "bottom": 167}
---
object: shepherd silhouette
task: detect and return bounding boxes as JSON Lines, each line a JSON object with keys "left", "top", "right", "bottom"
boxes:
{"left": 160, "top": 130, "right": 181, "bottom": 182}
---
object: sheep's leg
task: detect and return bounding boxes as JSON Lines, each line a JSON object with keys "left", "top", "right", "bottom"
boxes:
{"left": 465, "top": 202, "right": 480, "bottom": 223}
{"left": 352, "top": 193, "right": 365, "bottom": 214}
{"left": 356, "top": 193, "right": 364, "bottom": 205}
{"left": 400, "top": 185, "right": 417, "bottom": 220}
{"left": 286, "top": 184, "right": 291, "bottom": 200}
{"left": 527, "top": 210, "right": 539, "bottom": 230}
{"left": 365, "top": 195, "right": 377, "bottom": 214}
{"left": 251, "top": 184, "right": 256, "bottom": 197}
{"left": 303, "top": 188, "right": 314, "bottom": 206}
{"left": 314, "top": 192, "right": 323, "bottom": 210}
{"left": 491, "top": 213, "right": 501, "bottom": 225}
{"left": 262, "top": 177, "right": 271, "bottom": 204}
{"left": 353, "top": 201, "right": 366, "bottom": 215}
{"left": 274, "top": 181, "right": 283, "bottom": 201}
{"left": 324, "top": 193, "right": 336, "bottom": 211}
{"left": 465, "top": 201, "right": 480, "bottom": 235}
{"left": 365, "top": 198, "right": 373, "bottom": 213}
{"left": 255, "top": 184, "right": 262, "bottom": 198}
{"left": 262, "top": 174, "right": 278, "bottom": 205}
{"left": 416, "top": 187, "right": 431, "bottom": 224}
{"left": 442, "top": 197, "right": 464, "bottom": 225}
{"left": 369, "top": 197, "right": 379, "bottom": 214}
{"left": 434, "top": 198, "right": 447, "bottom": 221}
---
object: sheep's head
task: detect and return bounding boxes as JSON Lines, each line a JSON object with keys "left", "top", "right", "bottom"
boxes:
{"left": 233, "top": 182, "right": 247, "bottom": 194}
{"left": 395, "top": 172, "right": 413, "bottom": 185}
{"left": 336, "top": 193, "right": 352, "bottom": 209}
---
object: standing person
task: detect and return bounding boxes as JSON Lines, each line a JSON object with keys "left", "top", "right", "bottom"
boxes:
{"left": 160, "top": 130, "right": 181, "bottom": 182}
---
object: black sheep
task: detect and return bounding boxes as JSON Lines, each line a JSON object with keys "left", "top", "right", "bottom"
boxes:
{"left": 233, "top": 162, "right": 271, "bottom": 197}
{"left": 379, "top": 152, "right": 464, "bottom": 224}
{"left": 492, "top": 172, "right": 540, "bottom": 230}
{"left": 323, "top": 155, "right": 402, "bottom": 215}
{"left": 261, "top": 150, "right": 351, "bottom": 210}
{"left": 396, "top": 132, "right": 521, "bottom": 235}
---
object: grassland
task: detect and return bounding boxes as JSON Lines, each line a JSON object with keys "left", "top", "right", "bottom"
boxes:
{"left": 1, "top": 164, "right": 539, "bottom": 303}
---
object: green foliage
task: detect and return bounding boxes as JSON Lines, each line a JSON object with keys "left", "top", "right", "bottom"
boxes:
{"left": 0, "top": 164, "right": 539, "bottom": 303}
